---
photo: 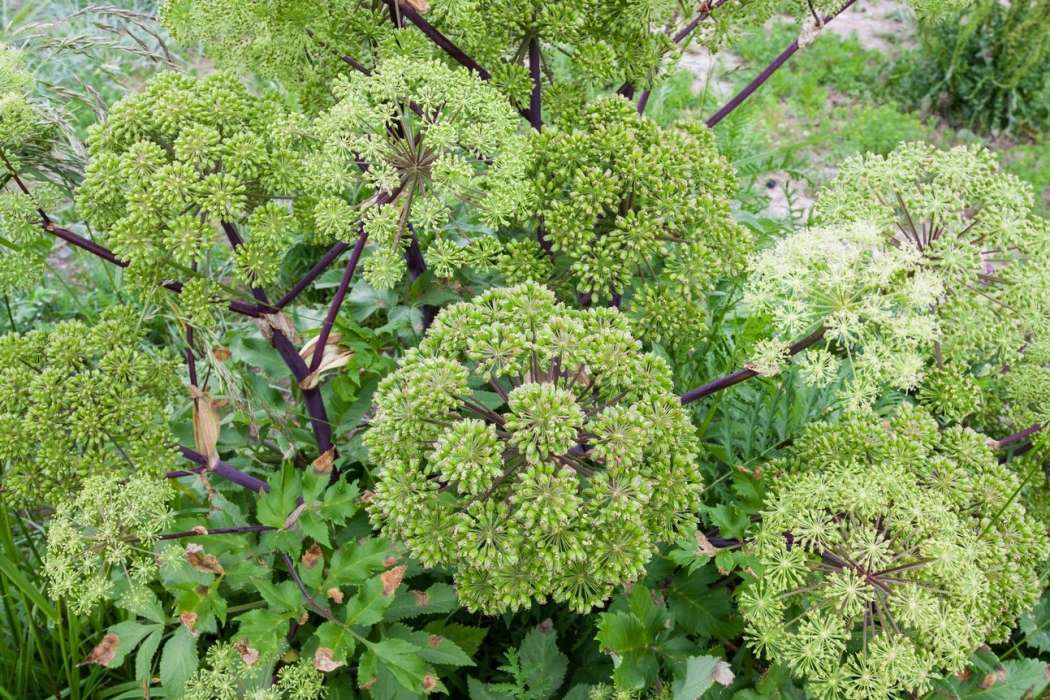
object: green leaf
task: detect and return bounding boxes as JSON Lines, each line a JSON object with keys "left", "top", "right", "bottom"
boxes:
{"left": 672, "top": 655, "right": 720, "bottom": 700}
{"left": 1019, "top": 591, "right": 1050, "bottom": 653}
{"left": 344, "top": 575, "right": 394, "bottom": 627}
{"left": 315, "top": 621, "right": 356, "bottom": 662}
{"left": 299, "top": 510, "right": 332, "bottom": 548}
{"left": 424, "top": 621, "right": 489, "bottom": 657}
{"left": 365, "top": 638, "right": 428, "bottom": 694}
{"left": 257, "top": 465, "right": 301, "bottom": 528}
{"left": 101, "top": 621, "right": 162, "bottom": 668}
{"left": 135, "top": 628, "right": 163, "bottom": 682}
{"left": 518, "top": 627, "right": 568, "bottom": 700}
{"left": 159, "top": 626, "right": 198, "bottom": 695}
{"left": 385, "top": 582, "right": 458, "bottom": 621}
{"left": 954, "top": 660, "right": 1050, "bottom": 700}
{"left": 321, "top": 479, "right": 360, "bottom": 524}
{"left": 256, "top": 579, "right": 302, "bottom": 613}
{"left": 667, "top": 569, "right": 743, "bottom": 639}
{"left": 385, "top": 623, "right": 475, "bottom": 668}
{"left": 235, "top": 608, "right": 292, "bottom": 657}
{"left": 326, "top": 538, "right": 390, "bottom": 587}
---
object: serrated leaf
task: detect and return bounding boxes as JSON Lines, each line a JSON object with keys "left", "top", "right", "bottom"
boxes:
{"left": 667, "top": 569, "right": 744, "bottom": 639}
{"left": 321, "top": 479, "right": 360, "bottom": 523}
{"left": 365, "top": 638, "right": 428, "bottom": 694}
{"left": 96, "top": 621, "right": 161, "bottom": 668}
{"left": 672, "top": 655, "right": 719, "bottom": 700}
{"left": 385, "top": 623, "right": 475, "bottom": 668}
{"left": 159, "top": 626, "right": 198, "bottom": 695}
{"left": 235, "top": 608, "right": 292, "bottom": 657}
{"left": 518, "top": 627, "right": 568, "bottom": 700}
{"left": 1019, "top": 591, "right": 1050, "bottom": 653}
{"left": 326, "top": 538, "right": 390, "bottom": 588}
{"left": 385, "top": 583, "right": 458, "bottom": 621}
{"left": 135, "top": 628, "right": 163, "bottom": 682}
{"left": 952, "top": 659, "right": 1050, "bottom": 700}
{"left": 257, "top": 466, "right": 301, "bottom": 528}
{"left": 315, "top": 621, "right": 356, "bottom": 662}
{"left": 468, "top": 677, "right": 513, "bottom": 700}
{"left": 424, "top": 621, "right": 488, "bottom": 657}
{"left": 345, "top": 576, "right": 393, "bottom": 627}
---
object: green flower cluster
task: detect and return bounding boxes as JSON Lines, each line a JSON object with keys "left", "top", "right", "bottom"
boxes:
{"left": 365, "top": 282, "right": 702, "bottom": 613}
{"left": 160, "top": 0, "right": 398, "bottom": 112}
{"left": 741, "top": 405, "right": 1046, "bottom": 699}
{"left": 185, "top": 642, "right": 325, "bottom": 700}
{"left": 430, "top": 0, "right": 680, "bottom": 93}
{"left": 44, "top": 474, "right": 175, "bottom": 615}
{"left": 816, "top": 142, "right": 1050, "bottom": 369}
{"left": 743, "top": 220, "right": 936, "bottom": 408}
{"left": 531, "top": 97, "right": 748, "bottom": 347}
{"left": 0, "top": 308, "right": 180, "bottom": 506}
{"left": 0, "top": 45, "right": 59, "bottom": 293}
{"left": 76, "top": 71, "right": 316, "bottom": 302}
{"left": 311, "top": 56, "right": 530, "bottom": 290}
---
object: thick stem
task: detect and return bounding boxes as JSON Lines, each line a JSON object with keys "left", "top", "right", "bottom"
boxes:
{"left": 275, "top": 241, "right": 351, "bottom": 309}
{"left": 993, "top": 422, "right": 1044, "bottom": 449}
{"left": 704, "top": 0, "right": 859, "bottom": 128}
{"left": 310, "top": 227, "right": 370, "bottom": 372}
{"left": 404, "top": 230, "right": 438, "bottom": 331}
{"left": 680, "top": 326, "right": 827, "bottom": 405}
{"left": 159, "top": 525, "right": 275, "bottom": 540}
{"left": 528, "top": 36, "right": 542, "bottom": 131}
{"left": 175, "top": 446, "right": 271, "bottom": 493}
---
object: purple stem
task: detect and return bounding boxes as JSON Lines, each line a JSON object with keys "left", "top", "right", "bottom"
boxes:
{"left": 275, "top": 241, "right": 351, "bottom": 309}
{"left": 175, "top": 446, "right": 271, "bottom": 493}
{"left": 994, "top": 422, "right": 1044, "bottom": 449}
{"left": 528, "top": 37, "right": 542, "bottom": 130}
{"left": 160, "top": 525, "right": 275, "bottom": 540}
{"left": 704, "top": 0, "right": 858, "bottom": 128}
{"left": 310, "top": 226, "right": 370, "bottom": 372}
{"left": 680, "top": 326, "right": 827, "bottom": 405}
{"left": 221, "top": 221, "right": 333, "bottom": 451}
{"left": 404, "top": 229, "right": 438, "bottom": 330}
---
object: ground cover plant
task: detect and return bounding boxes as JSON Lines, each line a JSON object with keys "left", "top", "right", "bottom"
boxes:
{"left": 1, "top": 1, "right": 1049, "bottom": 699}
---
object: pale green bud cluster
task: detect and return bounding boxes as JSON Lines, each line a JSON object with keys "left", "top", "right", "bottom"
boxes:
{"left": 915, "top": 363, "right": 983, "bottom": 423}
{"left": 185, "top": 642, "right": 325, "bottom": 700}
{"left": 365, "top": 282, "right": 702, "bottom": 613}
{"left": 815, "top": 142, "right": 1050, "bottom": 369}
{"left": 160, "top": 0, "right": 394, "bottom": 112}
{"left": 76, "top": 71, "right": 316, "bottom": 298}
{"left": 311, "top": 56, "right": 530, "bottom": 290}
{"left": 44, "top": 474, "right": 175, "bottom": 615}
{"left": 429, "top": 0, "right": 680, "bottom": 93}
{"left": 0, "top": 307, "right": 181, "bottom": 506}
{"left": 741, "top": 405, "right": 1046, "bottom": 699}
{"left": 743, "top": 219, "right": 936, "bottom": 406}
{"left": 531, "top": 97, "right": 749, "bottom": 348}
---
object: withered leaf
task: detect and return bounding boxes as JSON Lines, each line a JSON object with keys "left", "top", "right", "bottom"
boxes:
{"left": 235, "top": 638, "right": 259, "bottom": 667}
{"left": 381, "top": 565, "right": 407, "bottom": 596}
{"left": 83, "top": 633, "right": 119, "bottom": 667}
{"left": 314, "top": 647, "right": 344, "bottom": 672}
{"left": 185, "top": 543, "right": 224, "bottom": 575}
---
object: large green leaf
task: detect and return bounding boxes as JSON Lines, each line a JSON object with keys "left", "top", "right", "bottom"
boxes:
{"left": 672, "top": 656, "right": 720, "bottom": 700}
{"left": 518, "top": 627, "right": 568, "bottom": 700}
{"left": 159, "top": 626, "right": 198, "bottom": 695}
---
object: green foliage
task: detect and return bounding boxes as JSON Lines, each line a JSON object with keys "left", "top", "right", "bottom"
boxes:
{"left": 0, "top": 307, "right": 180, "bottom": 506}
{"left": 741, "top": 405, "right": 1047, "bottom": 698}
{"left": 894, "top": 0, "right": 1050, "bottom": 134}
{"left": 366, "top": 282, "right": 703, "bottom": 613}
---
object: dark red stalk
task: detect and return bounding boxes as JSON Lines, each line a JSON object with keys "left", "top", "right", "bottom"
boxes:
{"left": 704, "top": 0, "right": 858, "bottom": 128}
{"left": 275, "top": 241, "right": 351, "bottom": 309}
{"left": 993, "top": 422, "right": 1044, "bottom": 449}
{"left": 175, "top": 446, "right": 271, "bottom": 493}
{"left": 528, "top": 37, "right": 542, "bottom": 130}
{"left": 404, "top": 229, "right": 438, "bottom": 330}
{"left": 159, "top": 525, "right": 275, "bottom": 540}
{"left": 221, "top": 221, "right": 334, "bottom": 452}
{"left": 309, "top": 226, "right": 370, "bottom": 372}
{"left": 680, "top": 326, "right": 827, "bottom": 405}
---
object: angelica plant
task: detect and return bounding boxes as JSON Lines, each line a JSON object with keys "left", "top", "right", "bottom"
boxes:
{"left": 75, "top": 71, "right": 323, "bottom": 315}
{"left": 530, "top": 97, "right": 748, "bottom": 348}
{"left": 311, "top": 56, "right": 530, "bottom": 290}
{"left": 0, "top": 308, "right": 180, "bottom": 506}
{"left": 44, "top": 474, "right": 175, "bottom": 615}
{"left": 365, "top": 282, "right": 703, "bottom": 613}
{"left": 740, "top": 405, "right": 1046, "bottom": 698}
